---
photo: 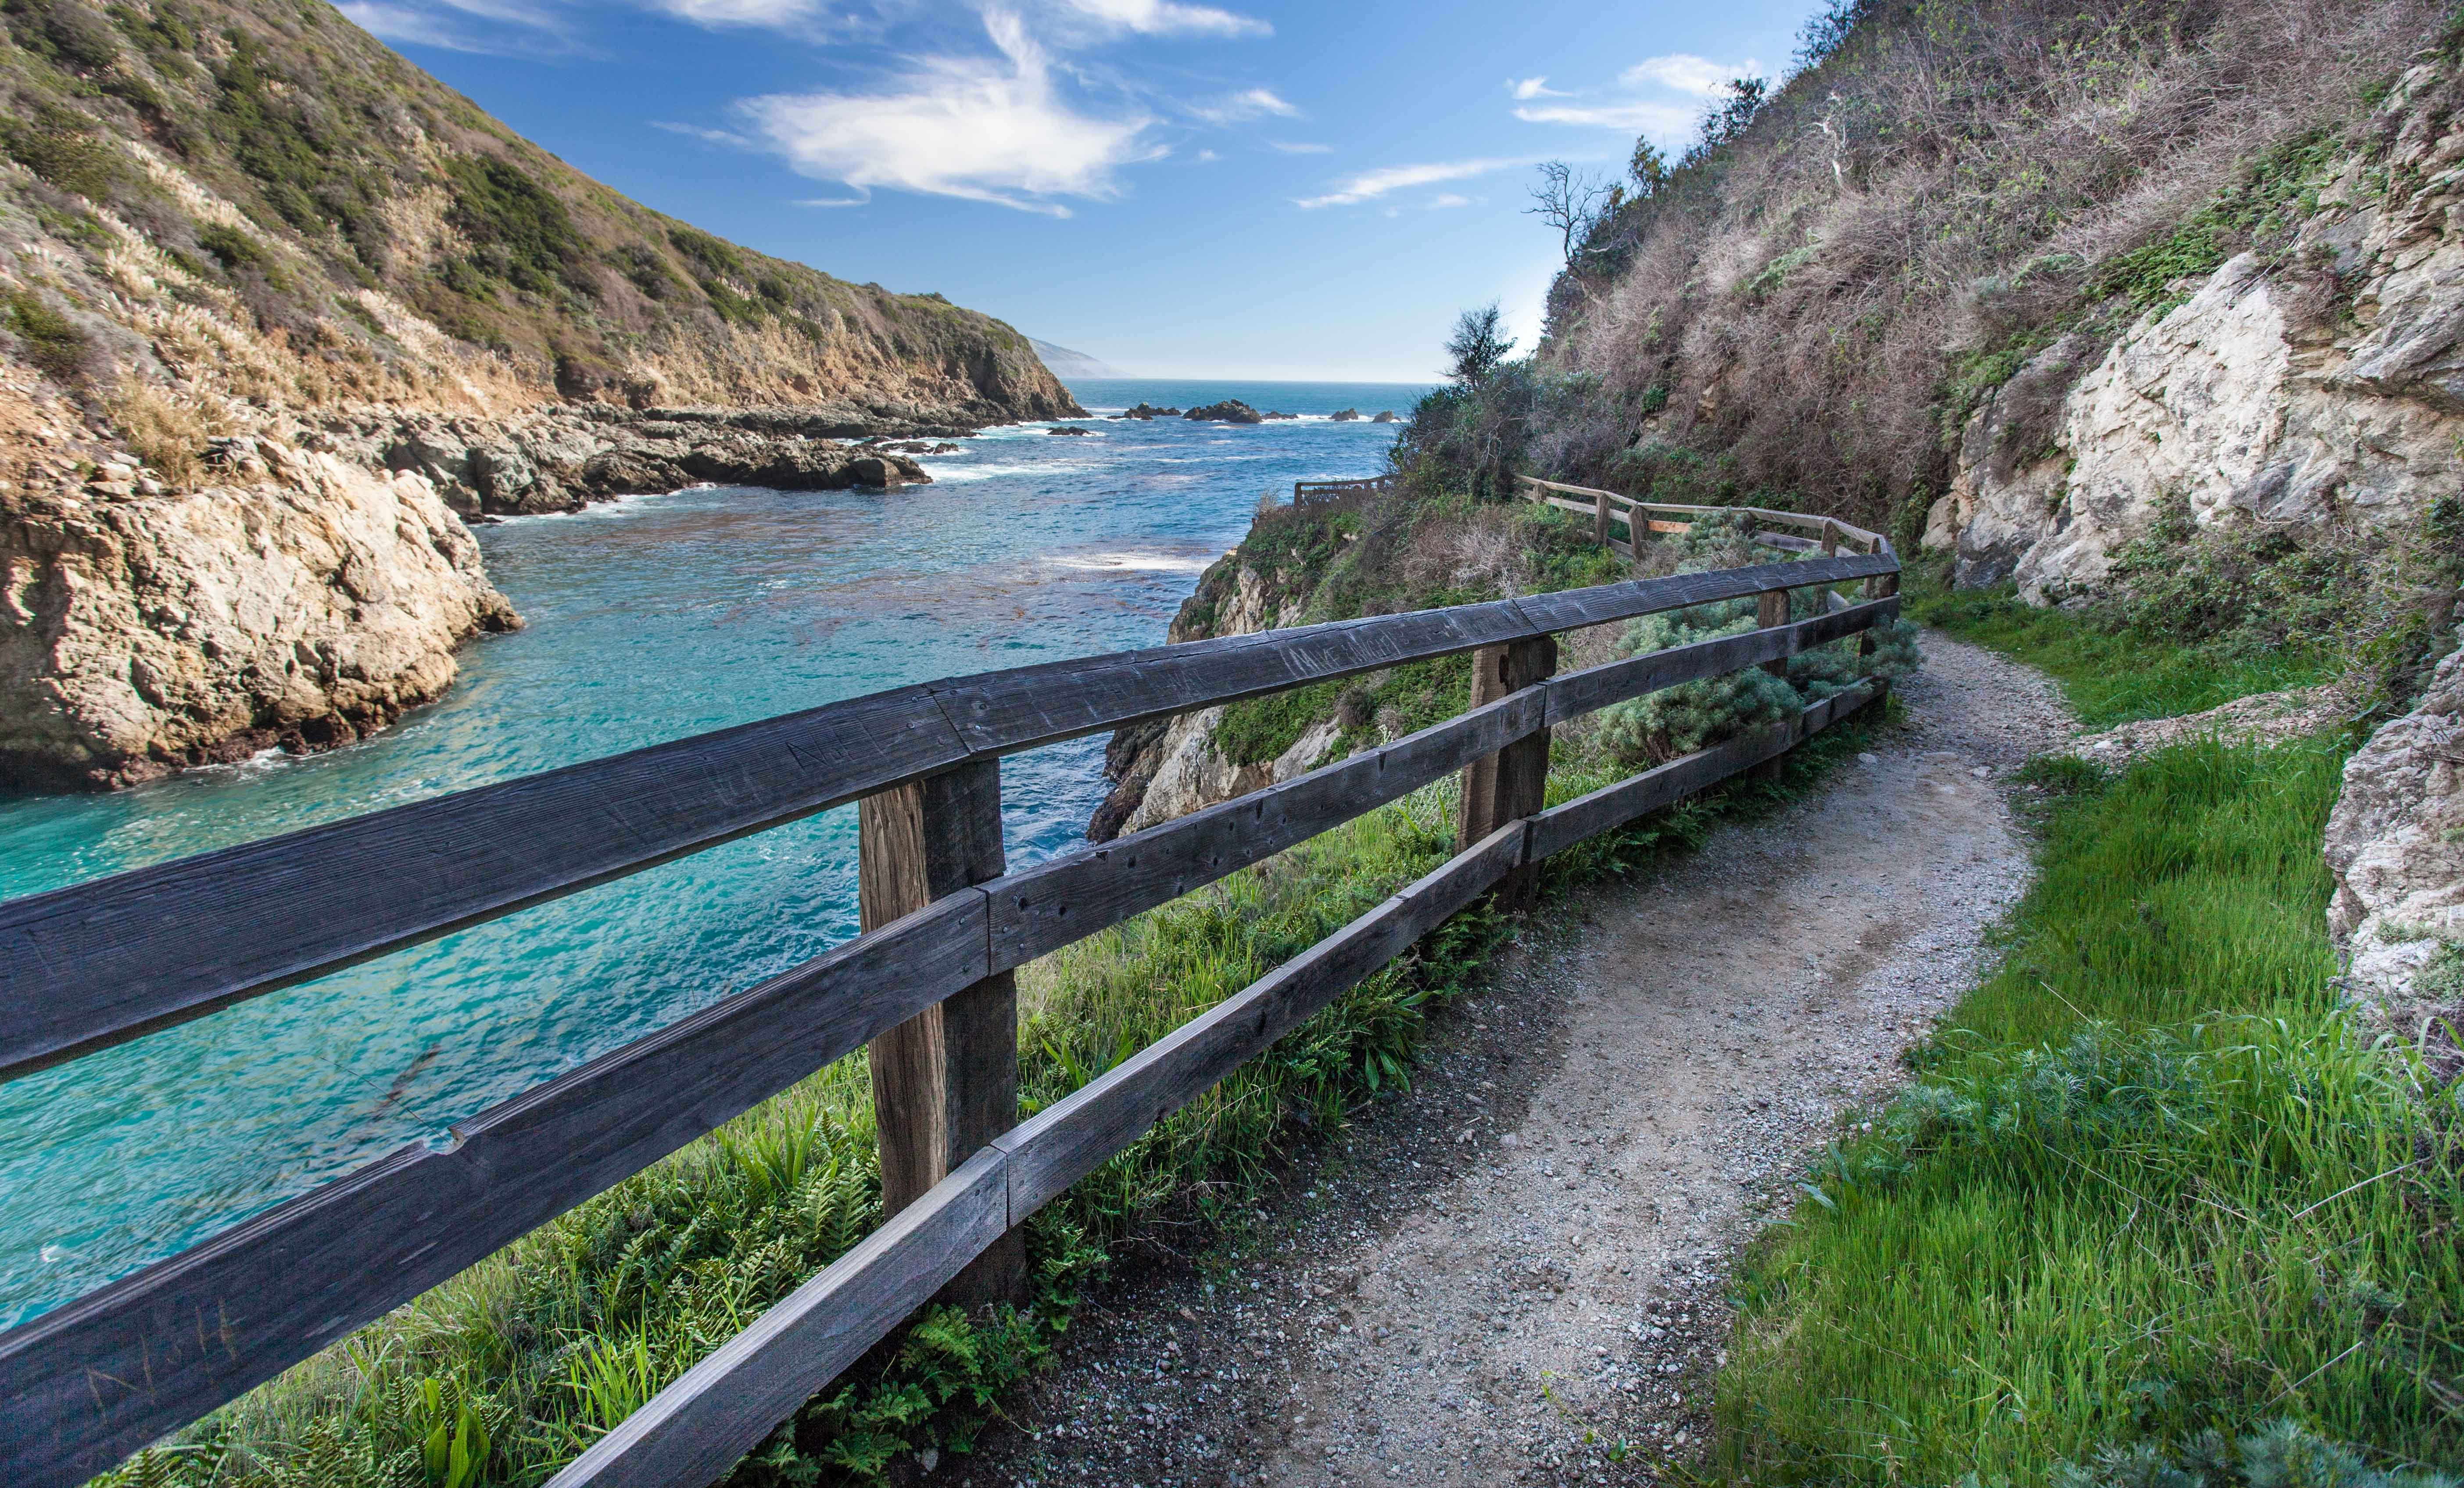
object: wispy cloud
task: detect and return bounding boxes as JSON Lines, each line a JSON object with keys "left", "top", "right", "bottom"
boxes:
{"left": 1051, "top": 0, "right": 1268, "bottom": 37}
{"left": 1511, "top": 53, "right": 1762, "bottom": 141}
{"left": 796, "top": 190, "right": 874, "bottom": 207}
{"left": 1189, "top": 85, "right": 1300, "bottom": 123}
{"left": 1264, "top": 139, "right": 1331, "bottom": 154}
{"left": 1512, "top": 98, "right": 1696, "bottom": 133}
{"left": 1296, "top": 156, "right": 1527, "bottom": 210}
{"left": 638, "top": 0, "right": 825, "bottom": 26}
{"left": 1620, "top": 53, "right": 1741, "bottom": 97}
{"left": 340, "top": 0, "right": 577, "bottom": 52}
{"left": 1379, "top": 191, "right": 1477, "bottom": 219}
{"left": 739, "top": 8, "right": 1163, "bottom": 216}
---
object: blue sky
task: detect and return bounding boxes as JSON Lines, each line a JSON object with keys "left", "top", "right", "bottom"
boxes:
{"left": 345, "top": 0, "right": 1830, "bottom": 381}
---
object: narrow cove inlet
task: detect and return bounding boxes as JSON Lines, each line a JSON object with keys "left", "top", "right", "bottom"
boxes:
{"left": 0, "top": 381, "right": 1422, "bottom": 1330}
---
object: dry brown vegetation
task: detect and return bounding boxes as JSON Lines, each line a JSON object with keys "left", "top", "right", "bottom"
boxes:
{"left": 1533, "top": 0, "right": 2446, "bottom": 531}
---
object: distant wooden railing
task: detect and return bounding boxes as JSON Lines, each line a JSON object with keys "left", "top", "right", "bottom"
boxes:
{"left": 0, "top": 531, "right": 1901, "bottom": 1488}
{"left": 1515, "top": 474, "right": 1895, "bottom": 568}
{"left": 1294, "top": 473, "right": 1399, "bottom": 503}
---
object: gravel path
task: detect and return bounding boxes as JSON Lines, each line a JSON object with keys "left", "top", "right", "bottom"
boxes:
{"left": 953, "top": 634, "right": 2074, "bottom": 1488}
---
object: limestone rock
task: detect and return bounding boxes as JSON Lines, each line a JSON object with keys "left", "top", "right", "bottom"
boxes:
{"left": 2324, "top": 644, "right": 2464, "bottom": 1040}
{"left": 1088, "top": 561, "right": 1320, "bottom": 838}
{"left": 1943, "top": 66, "right": 2464, "bottom": 600}
{"left": 0, "top": 448, "right": 519, "bottom": 789}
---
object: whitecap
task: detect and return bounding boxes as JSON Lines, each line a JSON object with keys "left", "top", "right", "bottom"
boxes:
{"left": 1047, "top": 552, "right": 1216, "bottom": 575}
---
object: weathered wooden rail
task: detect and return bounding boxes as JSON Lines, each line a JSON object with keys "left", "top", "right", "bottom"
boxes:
{"left": 1516, "top": 474, "right": 1891, "bottom": 565}
{"left": 0, "top": 502, "right": 1898, "bottom": 1488}
{"left": 1294, "top": 473, "right": 1400, "bottom": 503}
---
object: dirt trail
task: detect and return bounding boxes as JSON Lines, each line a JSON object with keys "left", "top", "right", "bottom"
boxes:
{"left": 960, "top": 635, "right": 2073, "bottom": 1488}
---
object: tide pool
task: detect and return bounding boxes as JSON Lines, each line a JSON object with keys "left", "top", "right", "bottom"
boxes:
{"left": 0, "top": 379, "right": 1428, "bottom": 1328}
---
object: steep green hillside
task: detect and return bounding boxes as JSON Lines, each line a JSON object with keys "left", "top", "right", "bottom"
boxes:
{"left": 0, "top": 0, "right": 1078, "bottom": 420}
{"left": 1411, "top": 0, "right": 2438, "bottom": 529}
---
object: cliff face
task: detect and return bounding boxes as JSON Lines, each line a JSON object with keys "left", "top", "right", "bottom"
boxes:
{"left": 0, "top": 0, "right": 1082, "bottom": 789}
{"left": 0, "top": 384, "right": 516, "bottom": 787}
{"left": 1522, "top": 0, "right": 2439, "bottom": 542}
{"left": 1934, "top": 65, "right": 2464, "bottom": 598}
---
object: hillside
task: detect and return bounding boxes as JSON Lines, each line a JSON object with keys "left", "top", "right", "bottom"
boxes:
{"left": 1435, "top": 0, "right": 2452, "bottom": 608}
{"left": 0, "top": 0, "right": 1078, "bottom": 423}
{"left": 0, "top": 0, "right": 1083, "bottom": 789}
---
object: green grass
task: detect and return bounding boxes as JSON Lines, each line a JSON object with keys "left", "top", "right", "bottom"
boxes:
{"left": 102, "top": 678, "right": 1897, "bottom": 1488}
{"left": 1908, "top": 574, "right": 2331, "bottom": 730}
{"left": 1715, "top": 736, "right": 2464, "bottom": 1486}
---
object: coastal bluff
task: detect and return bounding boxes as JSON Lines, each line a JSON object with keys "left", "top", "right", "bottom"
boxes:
{"left": 0, "top": 0, "right": 1079, "bottom": 789}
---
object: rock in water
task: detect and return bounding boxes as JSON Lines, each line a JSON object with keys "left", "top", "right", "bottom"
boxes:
{"left": 1330, "top": 408, "right": 1362, "bottom": 421}
{"left": 1183, "top": 400, "right": 1265, "bottom": 425}
{"left": 1372, "top": 410, "right": 1399, "bottom": 423}
{"left": 0, "top": 443, "right": 518, "bottom": 790}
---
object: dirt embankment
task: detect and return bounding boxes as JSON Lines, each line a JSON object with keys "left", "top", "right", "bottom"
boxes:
{"left": 959, "top": 635, "right": 2072, "bottom": 1486}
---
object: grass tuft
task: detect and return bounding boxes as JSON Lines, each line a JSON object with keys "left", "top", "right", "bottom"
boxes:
{"left": 1716, "top": 735, "right": 2464, "bottom": 1485}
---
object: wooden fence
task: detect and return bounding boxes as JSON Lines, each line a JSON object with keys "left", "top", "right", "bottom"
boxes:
{"left": 0, "top": 508, "right": 1899, "bottom": 1488}
{"left": 1516, "top": 474, "right": 1892, "bottom": 563}
{"left": 1293, "top": 473, "right": 1399, "bottom": 503}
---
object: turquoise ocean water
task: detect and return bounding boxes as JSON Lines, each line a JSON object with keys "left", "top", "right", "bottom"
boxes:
{"left": 0, "top": 378, "right": 1428, "bottom": 1328}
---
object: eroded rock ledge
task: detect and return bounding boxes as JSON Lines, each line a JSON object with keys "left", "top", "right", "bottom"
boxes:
{"left": 326, "top": 404, "right": 940, "bottom": 518}
{"left": 1, "top": 440, "right": 518, "bottom": 790}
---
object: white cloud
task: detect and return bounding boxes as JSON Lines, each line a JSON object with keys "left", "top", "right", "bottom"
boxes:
{"left": 1296, "top": 157, "right": 1527, "bottom": 210}
{"left": 1509, "top": 54, "right": 1762, "bottom": 140}
{"left": 797, "top": 190, "right": 873, "bottom": 206}
{"left": 1618, "top": 54, "right": 1743, "bottom": 97}
{"left": 739, "top": 8, "right": 1163, "bottom": 216}
{"left": 1053, "top": 0, "right": 1268, "bottom": 37}
{"left": 1264, "top": 139, "right": 1331, "bottom": 154}
{"left": 639, "top": 0, "right": 823, "bottom": 25}
{"left": 1512, "top": 99, "right": 1697, "bottom": 133}
{"left": 1426, "top": 193, "right": 1472, "bottom": 208}
{"left": 340, "top": 0, "right": 574, "bottom": 50}
{"left": 1189, "top": 85, "right": 1300, "bottom": 123}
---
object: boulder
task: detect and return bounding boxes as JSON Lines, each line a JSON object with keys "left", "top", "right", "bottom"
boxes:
{"left": 1184, "top": 400, "right": 1265, "bottom": 425}
{"left": 1262, "top": 410, "right": 1299, "bottom": 420}
{"left": 2325, "top": 643, "right": 2464, "bottom": 1043}
{"left": 1049, "top": 426, "right": 1093, "bottom": 435}
{"left": 1372, "top": 410, "right": 1398, "bottom": 423}
{"left": 1330, "top": 408, "right": 1362, "bottom": 422}
{"left": 0, "top": 449, "right": 519, "bottom": 789}
{"left": 1940, "top": 65, "right": 2464, "bottom": 600}
{"left": 1114, "top": 402, "right": 1182, "bottom": 420}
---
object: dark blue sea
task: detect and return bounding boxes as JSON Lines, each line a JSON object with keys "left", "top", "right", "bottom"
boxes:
{"left": 0, "top": 378, "right": 1429, "bottom": 1328}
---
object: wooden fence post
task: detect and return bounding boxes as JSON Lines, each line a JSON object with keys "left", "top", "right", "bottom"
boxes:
{"left": 860, "top": 759, "right": 1027, "bottom": 1305}
{"left": 1754, "top": 588, "right": 1793, "bottom": 781}
{"left": 1458, "top": 634, "right": 1556, "bottom": 911}
{"left": 1821, "top": 520, "right": 1839, "bottom": 557}
{"left": 1594, "top": 489, "right": 1610, "bottom": 549}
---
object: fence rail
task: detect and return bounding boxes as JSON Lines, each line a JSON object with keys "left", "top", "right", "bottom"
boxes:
{"left": 1293, "top": 473, "right": 1399, "bottom": 503}
{"left": 1515, "top": 474, "right": 1892, "bottom": 564}
{"left": 0, "top": 496, "right": 1900, "bottom": 1488}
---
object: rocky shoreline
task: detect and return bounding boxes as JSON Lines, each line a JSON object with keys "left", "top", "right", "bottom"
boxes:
{"left": 0, "top": 395, "right": 1047, "bottom": 791}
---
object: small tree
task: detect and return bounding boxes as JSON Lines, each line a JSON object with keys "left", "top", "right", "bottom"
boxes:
{"left": 1525, "top": 161, "right": 1614, "bottom": 265}
{"left": 1628, "top": 140, "right": 1669, "bottom": 197}
{"left": 1445, "top": 304, "right": 1516, "bottom": 386}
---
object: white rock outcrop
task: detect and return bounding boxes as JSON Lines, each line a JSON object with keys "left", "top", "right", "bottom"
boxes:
{"left": 1934, "top": 66, "right": 2464, "bottom": 600}
{"left": 0, "top": 441, "right": 517, "bottom": 788}
{"left": 2324, "top": 647, "right": 2464, "bottom": 1040}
